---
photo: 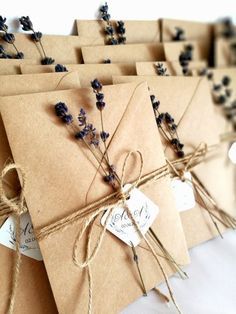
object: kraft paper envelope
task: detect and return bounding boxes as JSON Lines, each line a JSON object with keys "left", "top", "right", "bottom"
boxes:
{"left": 0, "top": 71, "right": 81, "bottom": 313}
{"left": 215, "top": 38, "right": 236, "bottom": 67}
{"left": 76, "top": 20, "right": 160, "bottom": 45}
{"left": 161, "top": 18, "right": 213, "bottom": 42}
{"left": 0, "top": 82, "right": 189, "bottom": 313}
{"left": 0, "top": 33, "right": 83, "bottom": 64}
{"left": 136, "top": 61, "right": 207, "bottom": 76}
{"left": 82, "top": 43, "right": 165, "bottom": 64}
{"left": 0, "top": 59, "right": 38, "bottom": 75}
{"left": 20, "top": 63, "right": 136, "bottom": 87}
{"left": 113, "top": 75, "right": 235, "bottom": 248}
{"left": 164, "top": 40, "right": 210, "bottom": 62}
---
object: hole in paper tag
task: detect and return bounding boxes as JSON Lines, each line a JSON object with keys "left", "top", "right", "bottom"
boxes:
{"left": 170, "top": 172, "right": 196, "bottom": 212}
{"left": 228, "top": 142, "right": 236, "bottom": 164}
{"left": 0, "top": 212, "right": 43, "bottom": 261}
{"left": 101, "top": 184, "right": 159, "bottom": 247}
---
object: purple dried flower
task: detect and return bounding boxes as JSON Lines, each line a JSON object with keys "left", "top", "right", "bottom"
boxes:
{"left": 55, "top": 64, "right": 68, "bottom": 72}
{"left": 78, "top": 108, "right": 87, "bottom": 126}
{"left": 173, "top": 27, "right": 185, "bottom": 41}
{"left": 96, "top": 101, "right": 106, "bottom": 111}
{"left": 41, "top": 57, "right": 55, "bottom": 65}
{"left": 0, "top": 16, "right": 7, "bottom": 32}
{"left": 19, "top": 16, "right": 33, "bottom": 31}
{"left": 100, "top": 131, "right": 109, "bottom": 142}
{"left": 96, "top": 93, "right": 104, "bottom": 102}
{"left": 91, "top": 79, "right": 103, "bottom": 91}
{"left": 62, "top": 114, "right": 73, "bottom": 124}
{"left": 31, "top": 31, "right": 42, "bottom": 42}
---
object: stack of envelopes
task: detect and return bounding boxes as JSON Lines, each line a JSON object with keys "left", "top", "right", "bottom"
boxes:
{"left": 0, "top": 9, "right": 235, "bottom": 314}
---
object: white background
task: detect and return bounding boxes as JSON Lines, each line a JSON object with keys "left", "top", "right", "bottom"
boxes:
{"left": 2, "top": 0, "right": 236, "bottom": 35}
{"left": 2, "top": 1, "right": 236, "bottom": 313}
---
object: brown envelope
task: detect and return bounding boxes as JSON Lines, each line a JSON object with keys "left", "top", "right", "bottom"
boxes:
{"left": 82, "top": 43, "right": 165, "bottom": 64}
{"left": 0, "top": 82, "right": 189, "bottom": 313}
{"left": 0, "top": 71, "right": 80, "bottom": 313}
{"left": 161, "top": 18, "right": 213, "bottom": 42}
{"left": 215, "top": 38, "right": 236, "bottom": 67}
{"left": 0, "top": 33, "right": 83, "bottom": 64}
{"left": 136, "top": 61, "right": 207, "bottom": 76}
{"left": 20, "top": 63, "right": 136, "bottom": 87}
{"left": 76, "top": 20, "right": 160, "bottom": 45}
{"left": 164, "top": 40, "right": 210, "bottom": 62}
{"left": 113, "top": 75, "right": 234, "bottom": 248}
{"left": 0, "top": 59, "right": 38, "bottom": 75}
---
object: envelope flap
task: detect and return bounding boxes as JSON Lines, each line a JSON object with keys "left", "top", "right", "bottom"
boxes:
{"left": 113, "top": 75, "right": 201, "bottom": 125}
{"left": 76, "top": 20, "right": 160, "bottom": 45}
{"left": 21, "top": 63, "right": 136, "bottom": 87}
{"left": 0, "top": 71, "right": 80, "bottom": 198}
{"left": 82, "top": 43, "right": 165, "bottom": 64}
{"left": 0, "top": 82, "right": 155, "bottom": 228}
{"left": 136, "top": 61, "right": 175, "bottom": 75}
{"left": 136, "top": 61, "right": 207, "bottom": 76}
{"left": 0, "top": 59, "right": 38, "bottom": 75}
{"left": 0, "top": 72, "right": 80, "bottom": 97}
{"left": 161, "top": 18, "right": 212, "bottom": 41}
{"left": 0, "top": 33, "right": 83, "bottom": 63}
{"left": 164, "top": 40, "right": 209, "bottom": 61}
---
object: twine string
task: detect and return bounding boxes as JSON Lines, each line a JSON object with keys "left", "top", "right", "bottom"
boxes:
{"left": 0, "top": 163, "right": 27, "bottom": 314}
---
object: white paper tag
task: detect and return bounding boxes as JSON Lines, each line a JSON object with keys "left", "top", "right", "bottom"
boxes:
{"left": 171, "top": 172, "right": 196, "bottom": 212}
{"left": 228, "top": 142, "right": 236, "bottom": 164}
{"left": 0, "top": 212, "right": 43, "bottom": 261}
{"left": 101, "top": 184, "right": 159, "bottom": 247}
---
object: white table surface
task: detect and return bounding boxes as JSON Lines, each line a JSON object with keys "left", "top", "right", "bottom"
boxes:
{"left": 122, "top": 229, "right": 236, "bottom": 314}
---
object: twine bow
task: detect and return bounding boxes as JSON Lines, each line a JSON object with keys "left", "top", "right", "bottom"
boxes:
{"left": 166, "top": 143, "right": 236, "bottom": 236}
{"left": 71, "top": 151, "right": 182, "bottom": 314}
{"left": 0, "top": 163, "right": 27, "bottom": 314}
{"left": 35, "top": 144, "right": 230, "bottom": 314}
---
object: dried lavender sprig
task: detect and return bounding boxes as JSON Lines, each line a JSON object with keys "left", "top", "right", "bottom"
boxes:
{"left": 0, "top": 16, "right": 24, "bottom": 59}
{"left": 150, "top": 94, "right": 185, "bottom": 158}
{"left": 116, "top": 21, "right": 126, "bottom": 44}
{"left": 99, "top": 3, "right": 118, "bottom": 45}
{"left": 91, "top": 79, "right": 121, "bottom": 185}
{"left": 220, "top": 17, "right": 236, "bottom": 38}
{"left": 173, "top": 27, "right": 185, "bottom": 41}
{"left": 204, "top": 70, "right": 236, "bottom": 130}
{"left": 0, "top": 44, "right": 12, "bottom": 58}
{"left": 19, "top": 16, "right": 55, "bottom": 65}
{"left": 179, "top": 44, "right": 194, "bottom": 76}
{"left": 155, "top": 63, "right": 169, "bottom": 76}
{"left": 55, "top": 64, "right": 68, "bottom": 72}
{"left": 54, "top": 103, "right": 109, "bottom": 178}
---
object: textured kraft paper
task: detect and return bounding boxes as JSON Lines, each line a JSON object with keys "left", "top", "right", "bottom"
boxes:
{"left": 0, "top": 71, "right": 81, "bottom": 314}
{"left": 0, "top": 82, "right": 189, "bottom": 313}
{"left": 161, "top": 18, "right": 213, "bottom": 42}
{"left": 20, "top": 63, "right": 136, "bottom": 87}
{"left": 0, "top": 33, "right": 83, "bottom": 64}
{"left": 82, "top": 43, "right": 165, "bottom": 64}
{"left": 136, "top": 61, "right": 207, "bottom": 76}
{"left": 76, "top": 20, "right": 160, "bottom": 45}
{"left": 0, "top": 59, "right": 38, "bottom": 75}
{"left": 113, "top": 75, "right": 235, "bottom": 248}
{"left": 164, "top": 40, "right": 210, "bottom": 62}
{"left": 215, "top": 38, "right": 236, "bottom": 67}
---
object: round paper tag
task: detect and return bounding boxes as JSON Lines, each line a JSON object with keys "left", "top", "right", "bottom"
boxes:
{"left": 228, "top": 142, "right": 236, "bottom": 164}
